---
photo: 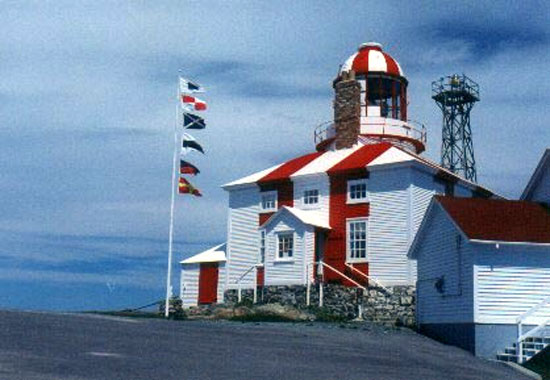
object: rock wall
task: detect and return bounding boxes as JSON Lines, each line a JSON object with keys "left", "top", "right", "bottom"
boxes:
{"left": 225, "top": 284, "right": 415, "bottom": 326}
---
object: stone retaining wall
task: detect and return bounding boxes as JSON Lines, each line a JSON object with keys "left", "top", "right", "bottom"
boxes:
{"left": 225, "top": 284, "right": 415, "bottom": 326}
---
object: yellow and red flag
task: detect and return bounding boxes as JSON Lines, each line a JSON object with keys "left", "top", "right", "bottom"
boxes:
{"left": 178, "top": 177, "right": 202, "bottom": 196}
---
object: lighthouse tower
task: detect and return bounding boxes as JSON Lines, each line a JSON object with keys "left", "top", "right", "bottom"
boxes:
{"left": 315, "top": 42, "right": 426, "bottom": 153}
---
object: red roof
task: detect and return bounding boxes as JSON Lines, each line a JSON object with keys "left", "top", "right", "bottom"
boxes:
{"left": 341, "top": 42, "right": 403, "bottom": 77}
{"left": 327, "top": 143, "right": 392, "bottom": 174}
{"left": 436, "top": 196, "right": 550, "bottom": 244}
{"left": 258, "top": 151, "right": 324, "bottom": 183}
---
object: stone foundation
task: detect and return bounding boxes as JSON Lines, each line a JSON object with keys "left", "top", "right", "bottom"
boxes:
{"left": 225, "top": 284, "right": 415, "bottom": 326}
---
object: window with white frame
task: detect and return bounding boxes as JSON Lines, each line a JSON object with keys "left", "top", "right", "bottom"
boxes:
{"left": 347, "top": 179, "right": 368, "bottom": 203}
{"left": 260, "top": 191, "right": 277, "bottom": 211}
{"left": 303, "top": 189, "right": 319, "bottom": 206}
{"left": 347, "top": 219, "right": 368, "bottom": 261}
{"left": 277, "top": 232, "right": 294, "bottom": 259}
{"left": 259, "top": 230, "right": 266, "bottom": 264}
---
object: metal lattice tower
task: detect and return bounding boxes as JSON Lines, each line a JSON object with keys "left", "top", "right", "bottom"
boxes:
{"left": 432, "top": 74, "right": 480, "bottom": 182}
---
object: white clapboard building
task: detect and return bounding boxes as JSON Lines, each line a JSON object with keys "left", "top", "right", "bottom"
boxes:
{"left": 180, "top": 42, "right": 496, "bottom": 308}
{"left": 410, "top": 191, "right": 550, "bottom": 362}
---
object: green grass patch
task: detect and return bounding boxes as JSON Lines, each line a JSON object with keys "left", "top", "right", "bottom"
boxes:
{"left": 229, "top": 311, "right": 297, "bottom": 323}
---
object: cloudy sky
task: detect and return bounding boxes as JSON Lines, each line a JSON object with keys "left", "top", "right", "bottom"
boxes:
{"left": 1, "top": 1, "right": 549, "bottom": 311}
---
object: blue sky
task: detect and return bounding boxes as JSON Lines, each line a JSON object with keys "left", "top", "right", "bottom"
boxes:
{"left": 1, "top": 1, "right": 549, "bottom": 311}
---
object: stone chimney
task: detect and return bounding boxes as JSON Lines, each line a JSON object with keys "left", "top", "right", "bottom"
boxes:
{"left": 333, "top": 71, "right": 361, "bottom": 150}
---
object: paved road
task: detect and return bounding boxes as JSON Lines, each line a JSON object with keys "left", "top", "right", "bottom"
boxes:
{"left": 0, "top": 310, "right": 532, "bottom": 380}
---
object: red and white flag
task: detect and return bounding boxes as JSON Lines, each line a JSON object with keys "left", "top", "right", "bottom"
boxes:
{"left": 181, "top": 95, "right": 207, "bottom": 111}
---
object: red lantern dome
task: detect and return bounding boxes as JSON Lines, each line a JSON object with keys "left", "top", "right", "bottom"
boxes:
{"left": 340, "top": 42, "right": 404, "bottom": 77}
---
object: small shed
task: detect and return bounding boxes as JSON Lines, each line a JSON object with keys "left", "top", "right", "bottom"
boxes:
{"left": 180, "top": 243, "right": 226, "bottom": 308}
{"left": 409, "top": 196, "right": 550, "bottom": 360}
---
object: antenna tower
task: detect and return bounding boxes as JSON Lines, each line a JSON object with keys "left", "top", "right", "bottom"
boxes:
{"left": 432, "top": 74, "right": 479, "bottom": 182}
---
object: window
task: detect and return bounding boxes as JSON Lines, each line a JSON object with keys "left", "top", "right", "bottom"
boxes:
{"left": 260, "top": 191, "right": 277, "bottom": 211}
{"left": 347, "top": 179, "right": 368, "bottom": 203}
{"left": 277, "top": 233, "right": 294, "bottom": 259}
{"left": 347, "top": 219, "right": 368, "bottom": 261}
{"left": 303, "top": 189, "right": 319, "bottom": 206}
{"left": 259, "top": 230, "right": 266, "bottom": 264}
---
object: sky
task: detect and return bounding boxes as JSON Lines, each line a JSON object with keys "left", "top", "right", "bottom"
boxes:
{"left": 1, "top": 0, "right": 549, "bottom": 311}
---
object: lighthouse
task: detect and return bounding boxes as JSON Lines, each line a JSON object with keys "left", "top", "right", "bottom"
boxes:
{"left": 315, "top": 42, "right": 426, "bottom": 153}
{"left": 180, "top": 40, "right": 495, "bottom": 309}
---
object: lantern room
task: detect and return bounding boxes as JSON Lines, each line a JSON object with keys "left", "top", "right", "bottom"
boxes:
{"left": 315, "top": 42, "right": 426, "bottom": 154}
{"left": 341, "top": 42, "right": 407, "bottom": 121}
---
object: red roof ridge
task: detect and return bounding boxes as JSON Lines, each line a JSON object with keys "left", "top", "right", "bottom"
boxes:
{"left": 258, "top": 151, "right": 324, "bottom": 183}
{"left": 327, "top": 142, "right": 392, "bottom": 175}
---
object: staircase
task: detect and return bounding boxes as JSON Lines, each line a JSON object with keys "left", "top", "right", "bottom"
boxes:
{"left": 497, "top": 334, "right": 550, "bottom": 363}
{"left": 497, "top": 296, "right": 550, "bottom": 364}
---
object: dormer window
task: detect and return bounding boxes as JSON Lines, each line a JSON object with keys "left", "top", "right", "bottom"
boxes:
{"left": 303, "top": 189, "right": 319, "bottom": 207}
{"left": 260, "top": 191, "right": 277, "bottom": 211}
{"left": 347, "top": 179, "right": 368, "bottom": 204}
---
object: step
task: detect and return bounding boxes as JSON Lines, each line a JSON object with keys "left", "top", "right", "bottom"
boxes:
{"left": 524, "top": 337, "right": 550, "bottom": 344}
{"left": 522, "top": 342, "right": 546, "bottom": 350}
{"left": 496, "top": 353, "right": 519, "bottom": 362}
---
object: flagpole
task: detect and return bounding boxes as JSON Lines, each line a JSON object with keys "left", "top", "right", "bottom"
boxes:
{"left": 164, "top": 79, "right": 180, "bottom": 318}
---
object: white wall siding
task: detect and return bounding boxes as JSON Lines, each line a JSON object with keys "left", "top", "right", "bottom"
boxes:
{"left": 475, "top": 245, "right": 550, "bottom": 324}
{"left": 368, "top": 167, "right": 411, "bottom": 285}
{"left": 410, "top": 170, "right": 443, "bottom": 283}
{"left": 415, "top": 205, "right": 474, "bottom": 324}
{"left": 180, "top": 263, "right": 200, "bottom": 308}
{"left": 264, "top": 214, "right": 312, "bottom": 286}
{"left": 226, "top": 187, "right": 259, "bottom": 289}
{"left": 305, "top": 229, "right": 315, "bottom": 283}
{"left": 293, "top": 175, "right": 330, "bottom": 226}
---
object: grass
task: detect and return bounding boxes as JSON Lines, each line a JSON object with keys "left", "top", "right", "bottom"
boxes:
{"left": 229, "top": 312, "right": 297, "bottom": 323}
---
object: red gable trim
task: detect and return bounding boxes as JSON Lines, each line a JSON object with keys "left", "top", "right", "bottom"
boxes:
{"left": 258, "top": 151, "right": 324, "bottom": 183}
{"left": 436, "top": 196, "right": 550, "bottom": 244}
{"left": 327, "top": 143, "right": 392, "bottom": 175}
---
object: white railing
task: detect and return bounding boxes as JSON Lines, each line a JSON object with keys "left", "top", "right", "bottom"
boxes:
{"left": 344, "top": 263, "right": 392, "bottom": 294}
{"left": 235, "top": 264, "right": 259, "bottom": 304}
{"left": 516, "top": 295, "right": 550, "bottom": 363}
{"left": 313, "top": 121, "right": 335, "bottom": 145}
{"left": 306, "top": 261, "right": 366, "bottom": 318}
{"left": 313, "top": 119, "right": 427, "bottom": 147}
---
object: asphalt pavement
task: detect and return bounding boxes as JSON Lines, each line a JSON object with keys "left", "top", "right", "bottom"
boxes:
{"left": 0, "top": 310, "right": 534, "bottom": 380}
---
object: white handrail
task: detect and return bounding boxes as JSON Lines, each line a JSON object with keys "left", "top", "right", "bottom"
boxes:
{"left": 306, "top": 261, "right": 366, "bottom": 307}
{"left": 234, "top": 264, "right": 259, "bottom": 303}
{"left": 344, "top": 263, "right": 392, "bottom": 294}
{"left": 317, "top": 261, "right": 366, "bottom": 290}
{"left": 516, "top": 296, "right": 550, "bottom": 323}
{"left": 515, "top": 295, "right": 550, "bottom": 363}
{"left": 518, "top": 317, "right": 550, "bottom": 342}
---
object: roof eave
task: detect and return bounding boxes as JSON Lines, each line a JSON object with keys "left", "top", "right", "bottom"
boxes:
{"left": 521, "top": 149, "right": 550, "bottom": 200}
{"left": 469, "top": 239, "right": 550, "bottom": 247}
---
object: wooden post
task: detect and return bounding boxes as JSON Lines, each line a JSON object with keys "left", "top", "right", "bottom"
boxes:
{"left": 253, "top": 266, "right": 258, "bottom": 304}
